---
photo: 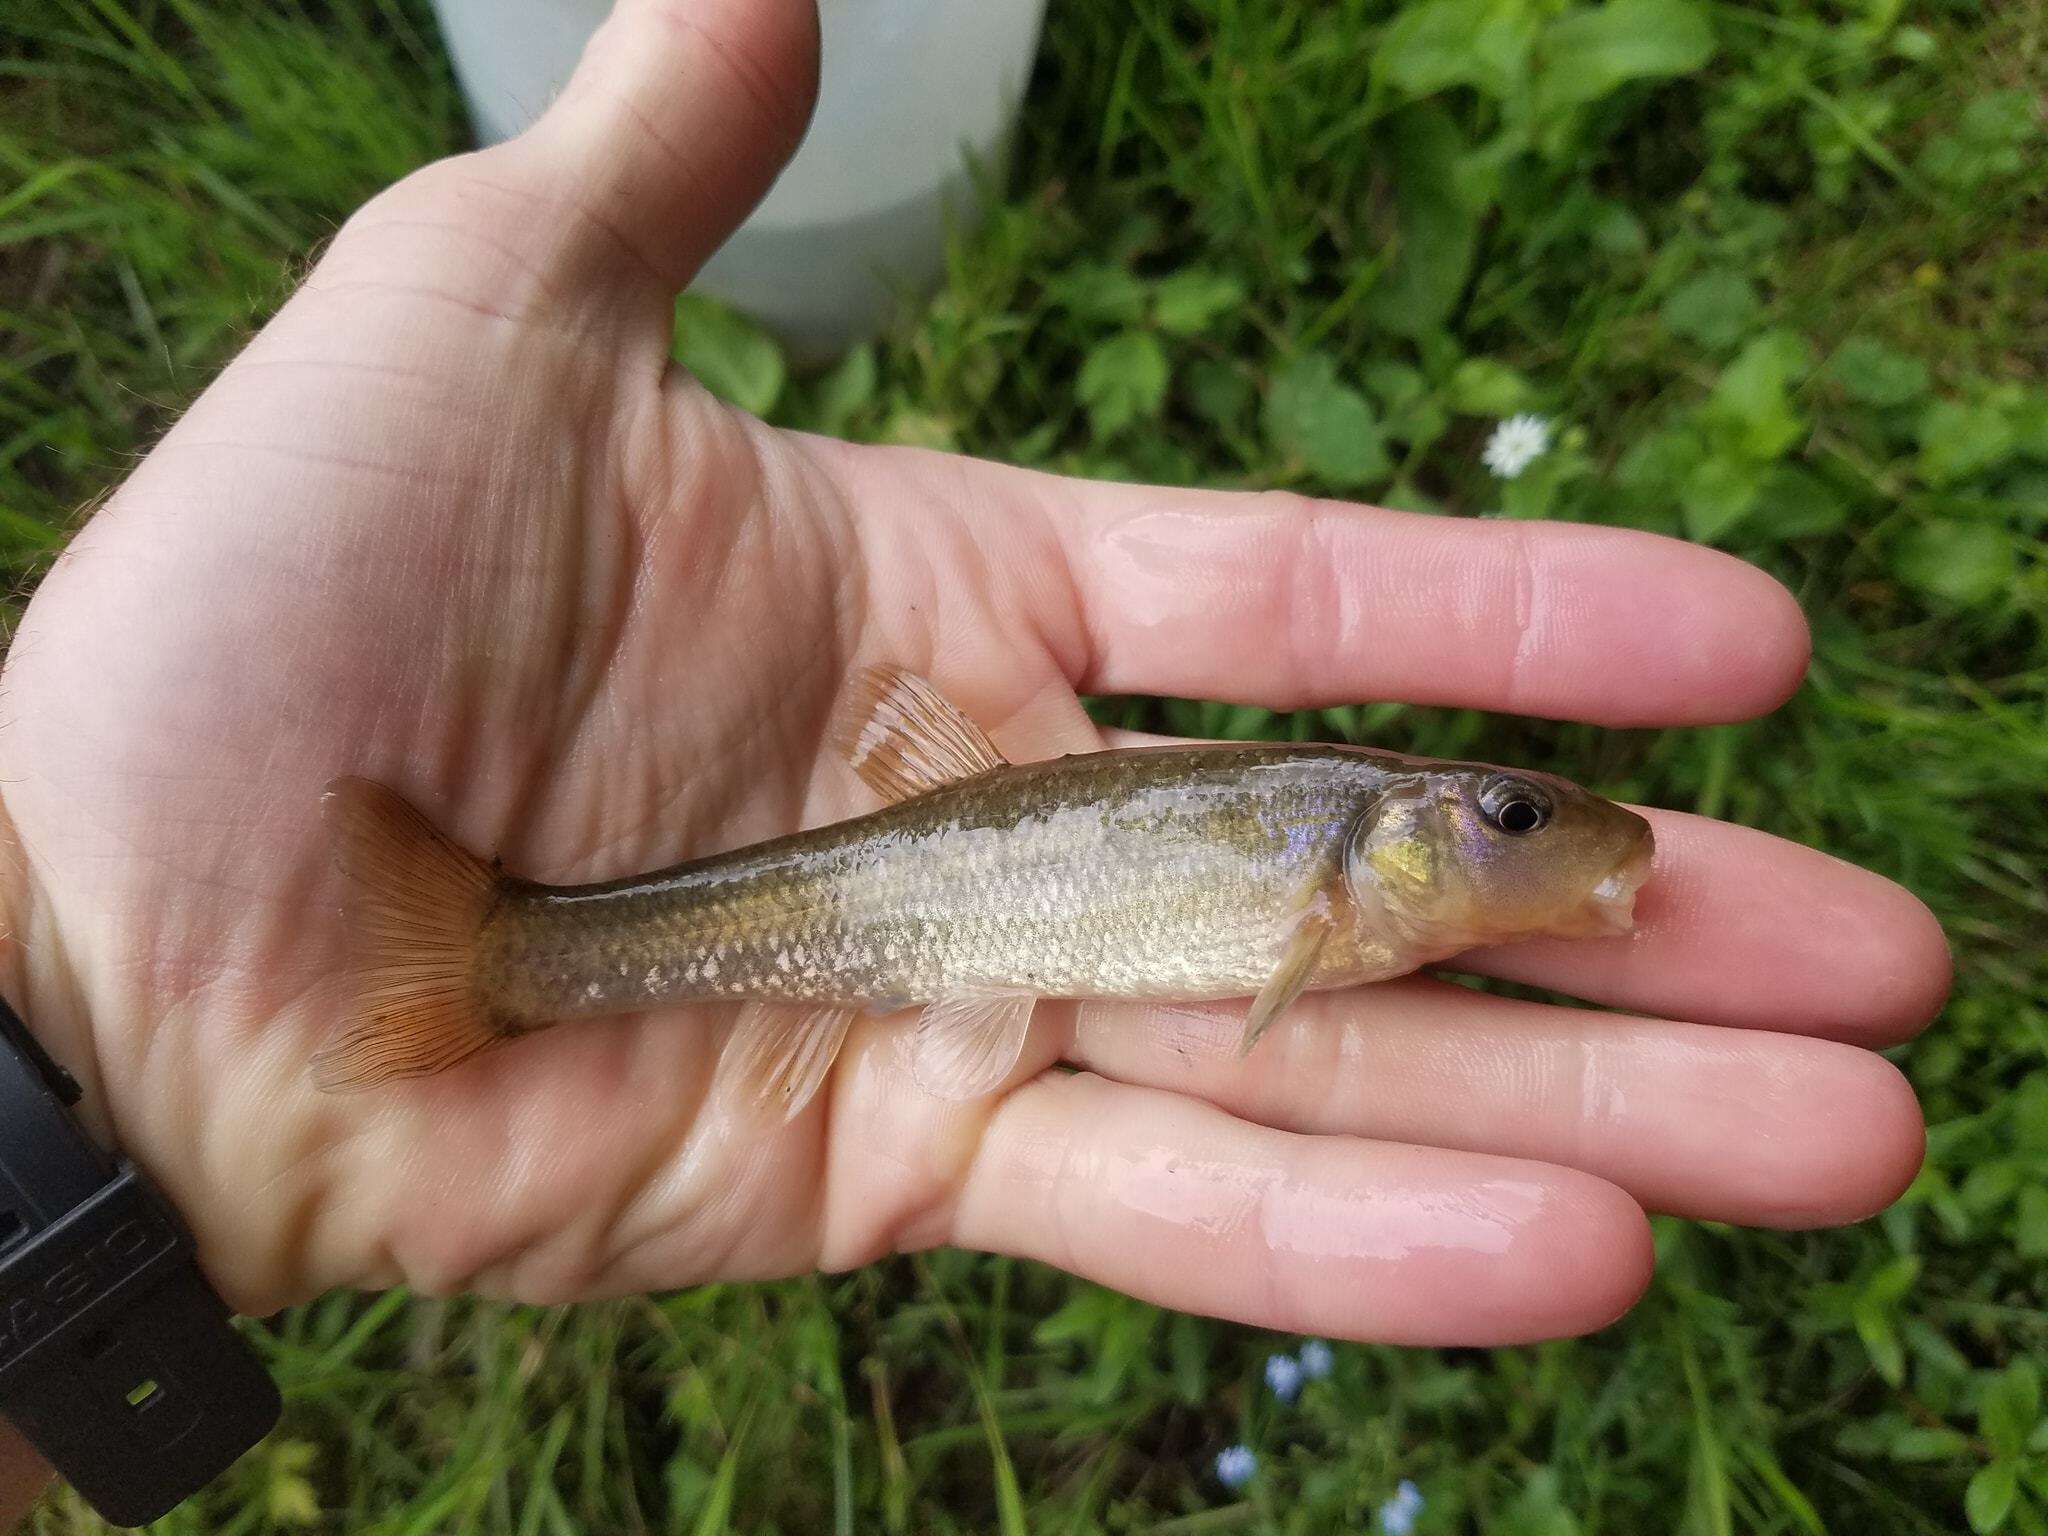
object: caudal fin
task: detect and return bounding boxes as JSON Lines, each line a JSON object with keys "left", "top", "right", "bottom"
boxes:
{"left": 310, "top": 777, "right": 506, "bottom": 1093}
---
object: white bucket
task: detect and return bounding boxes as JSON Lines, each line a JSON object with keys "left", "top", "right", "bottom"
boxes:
{"left": 430, "top": 0, "right": 1051, "bottom": 359}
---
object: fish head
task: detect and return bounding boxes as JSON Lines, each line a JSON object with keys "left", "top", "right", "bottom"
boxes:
{"left": 1344, "top": 764, "right": 1654, "bottom": 949}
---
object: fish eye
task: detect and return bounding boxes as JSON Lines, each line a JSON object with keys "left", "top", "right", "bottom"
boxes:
{"left": 1480, "top": 777, "right": 1552, "bottom": 836}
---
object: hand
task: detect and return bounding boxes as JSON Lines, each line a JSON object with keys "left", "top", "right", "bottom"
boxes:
{"left": 0, "top": 0, "right": 1944, "bottom": 1350}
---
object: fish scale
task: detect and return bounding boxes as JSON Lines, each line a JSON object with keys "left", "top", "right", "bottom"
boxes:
{"left": 482, "top": 748, "right": 1386, "bottom": 1023}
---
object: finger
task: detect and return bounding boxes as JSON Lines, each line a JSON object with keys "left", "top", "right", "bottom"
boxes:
{"left": 1063, "top": 981, "right": 1926, "bottom": 1229}
{"left": 1010, "top": 472, "right": 1811, "bottom": 726}
{"left": 1461, "top": 810, "right": 1952, "bottom": 1046}
{"left": 525, "top": 0, "right": 819, "bottom": 303}
{"left": 948, "top": 1071, "right": 1652, "bottom": 1346}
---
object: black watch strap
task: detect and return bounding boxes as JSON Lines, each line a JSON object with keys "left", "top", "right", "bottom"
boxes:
{"left": 0, "top": 996, "right": 280, "bottom": 1527}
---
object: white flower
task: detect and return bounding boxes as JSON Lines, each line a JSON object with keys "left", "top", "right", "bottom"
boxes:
{"left": 1481, "top": 413, "right": 1552, "bottom": 479}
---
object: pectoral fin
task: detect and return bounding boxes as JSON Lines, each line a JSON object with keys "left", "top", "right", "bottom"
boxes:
{"left": 1232, "top": 793, "right": 1387, "bottom": 1058}
{"left": 1237, "top": 910, "right": 1331, "bottom": 1057}
{"left": 716, "top": 1002, "right": 857, "bottom": 1120}
{"left": 912, "top": 989, "right": 1037, "bottom": 1100}
{"left": 831, "top": 666, "right": 1009, "bottom": 804}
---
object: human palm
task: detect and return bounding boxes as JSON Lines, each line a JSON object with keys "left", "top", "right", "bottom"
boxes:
{"left": 0, "top": 0, "right": 1944, "bottom": 1347}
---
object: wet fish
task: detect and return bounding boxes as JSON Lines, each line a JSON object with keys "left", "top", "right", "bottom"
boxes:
{"left": 312, "top": 667, "right": 1654, "bottom": 1112}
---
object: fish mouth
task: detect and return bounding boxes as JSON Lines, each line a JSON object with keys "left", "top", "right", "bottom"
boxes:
{"left": 1584, "top": 827, "right": 1655, "bottom": 935}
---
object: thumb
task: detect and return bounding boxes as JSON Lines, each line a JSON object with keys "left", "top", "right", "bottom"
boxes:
{"left": 514, "top": 0, "right": 819, "bottom": 311}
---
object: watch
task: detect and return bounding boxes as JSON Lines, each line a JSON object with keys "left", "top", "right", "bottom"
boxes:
{"left": 0, "top": 994, "right": 280, "bottom": 1527}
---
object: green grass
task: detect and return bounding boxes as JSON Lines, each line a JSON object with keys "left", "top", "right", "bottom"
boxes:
{"left": 5, "top": 0, "right": 2048, "bottom": 1531}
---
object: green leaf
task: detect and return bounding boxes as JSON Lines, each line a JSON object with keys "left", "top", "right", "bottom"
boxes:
{"left": 1747, "top": 465, "right": 1849, "bottom": 540}
{"left": 1044, "top": 260, "right": 1149, "bottom": 323}
{"left": 1738, "top": 1441, "right": 1829, "bottom": 1536}
{"left": 1448, "top": 357, "right": 1534, "bottom": 415}
{"left": 688, "top": 1399, "right": 756, "bottom": 1536}
{"left": 1861, "top": 1254, "right": 1923, "bottom": 1307}
{"left": 968, "top": 1369, "right": 1029, "bottom": 1536}
{"left": 1167, "top": 1312, "right": 1208, "bottom": 1405}
{"left": 1967, "top": 1461, "right": 2019, "bottom": 1534}
{"left": 1153, "top": 268, "right": 1247, "bottom": 335}
{"left": 1661, "top": 271, "right": 1760, "bottom": 351}
{"left": 880, "top": 405, "right": 957, "bottom": 451}
{"left": 1918, "top": 398, "right": 2019, "bottom": 487}
{"left": 1962, "top": 1159, "right": 2019, "bottom": 1213}
{"left": 1891, "top": 520, "right": 2017, "bottom": 607}
{"left": 1705, "top": 331, "right": 1811, "bottom": 460}
{"left": 1853, "top": 1294, "right": 1906, "bottom": 1386}
{"left": 1919, "top": 90, "right": 2039, "bottom": 191}
{"left": 1958, "top": 90, "right": 2042, "bottom": 149}
{"left": 1374, "top": 0, "right": 1535, "bottom": 101}
{"left": 1386, "top": 396, "right": 1450, "bottom": 449}
{"left": 1891, "top": 24, "right": 1936, "bottom": 59}
{"left": 1587, "top": 198, "right": 1649, "bottom": 255}
{"left": 2012, "top": 394, "right": 2048, "bottom": 460}
{"left": 1889, "top": 1427, "right": 1972, "bottom": 1462}
{"left": 810, "top": 343, "right": 877, "bottom": 437}
{"left": 1264, "top": 353, "right": 1390, "bottom": 488}
{"left": 1981, "top": 1363, "right": 2042, "bottom": 1459}
{"left": 1185, "top": 359, "right": 1254, "bottom": 430}
{"left": 265, "top": 1440, "right": 322, "bottom": 1525}
{"left": 1682, "top": 453, "right": 1763, "bottom": 541}
{"left": 672, "top": 294, "right": 787, "bottom": 417}
{"left": 1403, "top": 1365, "right": 1480, "bottom": 1410}
{"left": 1498, "top": 1469, "right": 1582, "bottom": 1536}
{"left": 2016, "top": 1185, "right": 2048, "bottom": 1258}
{"left": 1829, "top": 338, "right": 1930, "bottom": 407}
{"left": 1366, "top": 106, "right": 1482, "bottom": 337}
{"left": 1617, "top": 423, "right": 1705, "bottom": 496}
{"left": 1077, "top": 330, "right": 1169, "bottom": 438}
{"left": 1535, "top": 0, "right": 1715, "bottom": 117}
{"left": 1033, "top": 1285, "right": 1121, "bottom": 1347}
{"left": 2014, "top": 1074, "right": 2048, "bottom": 1151}
{"left": 1836, "top": 1414, "right": 1902, "bottom": 1457}
{"left": 1362, "top": 364, "right": 1451, "bottom": 451}
{"left": 1365, "top": 362, "right": 1429, "bottom": 409}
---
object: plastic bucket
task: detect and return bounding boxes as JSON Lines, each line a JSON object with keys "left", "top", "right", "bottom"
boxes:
{"left": 430, "top": 0, "right": 1050, "bottom": 358}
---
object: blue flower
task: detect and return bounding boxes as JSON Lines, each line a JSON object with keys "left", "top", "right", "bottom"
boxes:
{"left": 1297, "top": 1339, "right": 1335, "bottom": 1380}
{"left": 1215, "top": 1444, "right": 1258, "bottom": 1489}
{"left": 1379, "top": 1479, "right": 1425, "bottom": 1535}
{"left": 1264, "top": 1352, "right": 1304, "bottom": 1403}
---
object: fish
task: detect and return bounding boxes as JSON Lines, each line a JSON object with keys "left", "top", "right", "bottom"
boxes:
{"left": 310, "top": 666, "right": 1655, "bottom": 1113}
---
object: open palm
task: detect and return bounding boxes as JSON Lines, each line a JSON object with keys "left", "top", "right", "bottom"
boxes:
{"left": 0, "top": 0, "right": 1944, "bottom": 1346}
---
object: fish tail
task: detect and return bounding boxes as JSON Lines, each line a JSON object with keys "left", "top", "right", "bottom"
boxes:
{"left": 310, "top": 777, "right": 509, "bottom": 1093}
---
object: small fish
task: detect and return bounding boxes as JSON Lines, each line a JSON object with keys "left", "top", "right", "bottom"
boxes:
{"left": 312, "top": 667, "right": 1653, "bottom": 1113}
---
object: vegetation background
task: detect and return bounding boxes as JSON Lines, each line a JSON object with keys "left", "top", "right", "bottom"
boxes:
{"left": 3, "top": 0, "right": 2045, "bottom": 1530}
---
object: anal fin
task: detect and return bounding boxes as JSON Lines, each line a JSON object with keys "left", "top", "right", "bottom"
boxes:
{"left": 715, "top": 1002, "right": 857, "bottom": 1121}
{"left": 912, "top": 989, "right": 1037, "bottom": 1100}
{"left": 831, "top": 666, "right": 1009, "bottom": 805}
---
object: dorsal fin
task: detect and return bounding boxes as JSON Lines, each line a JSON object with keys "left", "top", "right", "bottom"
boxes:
{"left": 831, "top": 666, "right": 1009, "bottom": 805}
